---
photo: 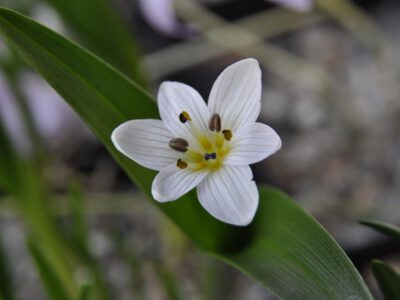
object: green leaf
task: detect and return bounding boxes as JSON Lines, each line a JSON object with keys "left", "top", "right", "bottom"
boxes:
{"left": 27, "top": 239, "right": 70, "bottom": 300}
{"left": 0, "top": 8, "right": 373, "bottom": 299}
{"left": 154, "top": 264, "right": 183, "bottom": 300}
{"left": 217, "top": 187, "right": 373, "bottom": 299}
{"left": 0, "top": 117, "right": 21, "bottom": 194}
{"left": 0, "top": 234, "right": 14, "bottom": 300}
{"left": 68, "top": 181, "right": 89, "bottom": 253}
{"left": 371, "top": 260, "right": 400, "bottom": 300}
{"left": 77, "top": 283, "right": 92, "bottom": 300}
{"left": 45, "top": 0, "right": 146, "bottom": 85}
{"left": 359, "top": 220, "right": 400, "bottom": 241}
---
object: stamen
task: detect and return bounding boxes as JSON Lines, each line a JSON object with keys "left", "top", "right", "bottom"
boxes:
{"left": 179, "top": 111, "right": 192, "bottom": 123}
{"left": 208, "top": 113, "right": 221, "bottom": 132}
{"left": 169, "top": 138, "right": 189, "bottom": 152}
{"left": 222, "top": 129, "right": 232, "bottom": 141}
{"left": 204, "top": 152, "right": 217, "bottom": 161}
{"left": 176, "top": 159, "right": 188, "bottom": 169}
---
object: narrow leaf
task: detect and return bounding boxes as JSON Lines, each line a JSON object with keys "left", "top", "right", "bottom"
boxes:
{"left": 218, "top": 187, "right": 373, "bottom": 300}
{"left": 371, "top": 259, "right": 400, "bottom": 300}
{"left": 77, "top": 283, "right": 92, "bottom": 300}
{"left": 0, "top": 117, "right": 21, "bottom": 194}
{"left": 0, "top": 9, "right": 373, "bottom": 299}
{"left": 27, "top": 239, "right": 70, "bottom": 300}
{"left": 0, "top": 234, "right": 14, "bottom": 300}
{"left": 68, "top": 181, "right": 89, "bottom": 253}
{"left": 359, "top": 220, "right": 400, "bottom": 241}
{"left": 44, "top": 0, "right": 146, "bottom": 85}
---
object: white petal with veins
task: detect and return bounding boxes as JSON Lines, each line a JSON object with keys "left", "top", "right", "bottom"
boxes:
{"left": 225, "top": 122, "right": 282, "bottom": 165}
{"left": 158, "top": 81, "right": 210, "bottom": 148}
{"left": 208, "top": 58, "right": 261, "bottom": 131}
{"left": 152, "top": 165, "right": 209, "bottom": 202}
{"left": 111, "top": 119, "right": 179, "bottom": 171}
{"left": 197, "top": 165, "right": 258, "bottom": 226}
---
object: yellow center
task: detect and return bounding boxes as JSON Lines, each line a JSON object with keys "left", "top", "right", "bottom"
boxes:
{"left": 173, "top": 112, "right": 232, "bottom": 172}
{"left": 184, "top": 132, "right": 231, "bottom": 171}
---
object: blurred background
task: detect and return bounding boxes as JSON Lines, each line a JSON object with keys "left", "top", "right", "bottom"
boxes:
{"left": 0, "top": 0, "right": 399, "bottom": 299}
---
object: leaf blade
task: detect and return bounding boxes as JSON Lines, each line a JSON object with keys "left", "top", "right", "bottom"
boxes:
{"left": 218, "top": 187, "right": 373, "bottom": 300}
{"left": 359, "top": 220, "right": 400, "bottom": 241}
{"left": 27, "top": 239, "right": 70, "bottom": 300}
{"left": 371, "top": 260, "right": 400, "bottom": 300}
{"left": 45, "top": 0, "right": 146, "bottom": 84}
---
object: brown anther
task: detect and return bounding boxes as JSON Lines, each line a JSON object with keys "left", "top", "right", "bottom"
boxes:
{"left": 179, "top": 111, "right": 192, "bottom": 123}
{"left": 176, "top": 159, "right": 188, "bottom": 169}
{"left": 169, "top": 138, "right": 189, "bottom": 152}
{"left": 208, "top": 113, "right": 221, "bottom": 132}
{"left": 222, "top": 129, "right": 232, "bottom": 141}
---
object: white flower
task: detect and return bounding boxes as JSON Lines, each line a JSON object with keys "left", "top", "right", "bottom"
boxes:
{"left": 111, "top": 58, "right": 281, "bottom": 226}
{"left": 268, "top": 0, "right": 313, "bottom": 12}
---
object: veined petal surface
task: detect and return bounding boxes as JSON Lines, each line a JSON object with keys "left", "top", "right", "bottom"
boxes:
{"left": 111, "top": 119, "right": 178, "bottom": 171}
{"left": 225, "top": 122, "right": 282, "bottom": 165}
{"left": 197, "top": 165, "right": 258, "bottom": 226}
{"left": 207, "top": 58, "right": 261, "bottom": 131}
{"left": 158, "top": 81, "right": 210, "bottom": 147}
{"left": 152, "top": 165, "right": 209, "bottom": 202}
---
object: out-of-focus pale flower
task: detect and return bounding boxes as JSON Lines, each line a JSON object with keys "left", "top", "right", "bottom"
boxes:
{"left": 138, "top": 0, "right": 196, "bottom": 38}
{"left": 112, "top": 59, "right": 281, "bottom": 226}
{"left": 0, "top": 71, "right": 91, "bottom": 154}
{"left": 138, "top": 0, "right": 313, "bottom": 39}
{"left": 268, "top": 0, "right": 313, "bottom": 12}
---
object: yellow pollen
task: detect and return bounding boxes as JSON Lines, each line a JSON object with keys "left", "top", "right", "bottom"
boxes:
{"left": 179, "top": 111, "right": 192, "bottom": 123}
{"left": 222, "top": 129, "right": 232, "bottom": 141}
{"left": 176, "top": 159, "right": 188, "bottom": 169}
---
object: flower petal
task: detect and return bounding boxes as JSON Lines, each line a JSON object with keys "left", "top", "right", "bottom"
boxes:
{"left": 268, "top": 0, "right": 313, "bottom": 12}
{"left": 207, "top": 58, "right": 262, "bottom": 131}
{"left": 197, "top": 165, "right": 258, "bottom": 226}
{"left": 224, "top": 122, "right": 282, "bottom": 166}
{"left": 111, "top": 119, "right": 178, "bottom": 171}
{"left": 158, "top": 81, "right": 210, "bottom": 146}
{"left": 152, "top": 165, "right": 209, "bottom": 202}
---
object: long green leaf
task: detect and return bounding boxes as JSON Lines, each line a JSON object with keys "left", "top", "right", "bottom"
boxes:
{"left": 218, "top": 187, "right": 372, "bottom": 299}
{"left": 44, "top": 0, "right": 146, "bottom": 85}
{"left": 0, "top": 234, "right": 13, "bottom": 300}
{"left": 27, "top": 239, "right": 70, "bottom": 300}
{"left": 359, "top": 220, "right": 400, "bottom": 241}
{"left": 371, "top": 260, "right": 400, "bottom": 300}
{"left": 77, "top": 284, "right": 92, "bottom": 300}
{"left": 0, "top": 116, "right": 21, "bottom": 194}
{"left": 0, "top": 8, "right": 373, "bottom": 299}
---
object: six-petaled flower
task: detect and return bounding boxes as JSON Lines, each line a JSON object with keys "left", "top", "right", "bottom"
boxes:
{"left": 112, "top": 58, "right": 281, "bottom": 226}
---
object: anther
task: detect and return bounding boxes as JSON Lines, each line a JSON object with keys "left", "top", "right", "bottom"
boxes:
{"left": 177, "top": 159, "right": 188, "bottom": 169}
{"left": 204, "top": 152, "right": 217, "bottom": 161}
{"left": 169, "top": 138, "right": 189, "bottom": 152}
{"left": 222, "top": 129, "right": 232, "bottom": 141}
{"left": 208, "top": 113, "right": 221, "bottom": 132}
{"left": 179, "top": 111, "right": 192, "bottom": 123}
